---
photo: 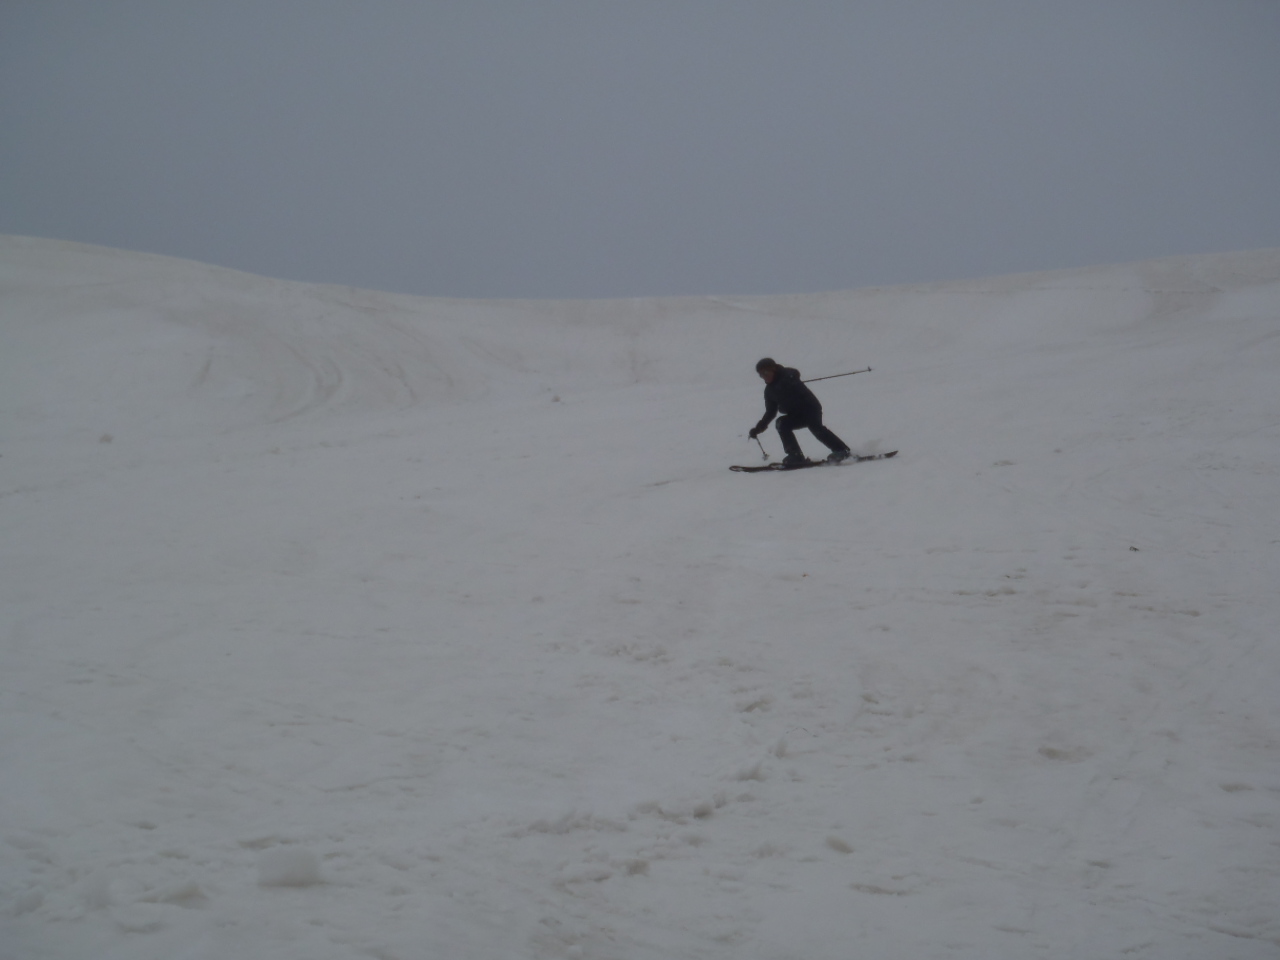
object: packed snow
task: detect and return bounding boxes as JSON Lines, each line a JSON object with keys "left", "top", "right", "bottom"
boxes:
{"left": 1, "top": 235, "right": 1278, "bottom": 959}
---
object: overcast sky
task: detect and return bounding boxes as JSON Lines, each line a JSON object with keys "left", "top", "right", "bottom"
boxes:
{"left": 3, "top": 2, "right": 1279, "bottom": 299}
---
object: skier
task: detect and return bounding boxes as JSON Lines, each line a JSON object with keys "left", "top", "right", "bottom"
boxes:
{"left": 748, "top": 358, "right": 853, "bottom": 466}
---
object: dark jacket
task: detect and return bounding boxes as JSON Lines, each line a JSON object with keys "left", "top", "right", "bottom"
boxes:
{"left": 756, "top": 367, "right": 821, "bottom": 433}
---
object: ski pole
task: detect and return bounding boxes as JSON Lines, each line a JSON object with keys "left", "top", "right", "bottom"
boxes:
{"left": 754, "top": 435, "right": 769, "bottom": 460}
{"left": 803, "top": 366, "right": 872, "bottom": 383}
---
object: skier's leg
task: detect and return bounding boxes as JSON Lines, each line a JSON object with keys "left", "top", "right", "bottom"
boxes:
{"left": 775, "top": 416, "right": 805, "bottom": 460}
{"left": 806, "top": 413, "right": 849, "bottom": 454}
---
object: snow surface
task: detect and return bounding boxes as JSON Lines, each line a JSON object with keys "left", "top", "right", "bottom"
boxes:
{"left": 1, "top": 235, "right": 1278, "bottom": 959}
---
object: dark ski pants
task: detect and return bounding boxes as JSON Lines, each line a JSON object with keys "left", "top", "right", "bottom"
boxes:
{"left": 776, "top": 411, "right": 848, "bottom": 459}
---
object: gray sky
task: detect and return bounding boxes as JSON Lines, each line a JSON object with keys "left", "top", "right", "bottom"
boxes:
{"left": 3, "top": 2, "right": 1279, "bottom": 299}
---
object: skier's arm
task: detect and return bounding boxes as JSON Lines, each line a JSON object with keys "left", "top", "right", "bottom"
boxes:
{"left": 751, "top": 396, "right": 778, "bottom": 437}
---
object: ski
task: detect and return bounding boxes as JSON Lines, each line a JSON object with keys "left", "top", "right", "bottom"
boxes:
{"left": 730, "top": 450, "right": 898, "bottom": 472}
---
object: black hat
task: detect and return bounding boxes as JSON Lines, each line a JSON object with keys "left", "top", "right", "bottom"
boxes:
{"left": 755, "top": 357, "right": 778, "bottom": 373}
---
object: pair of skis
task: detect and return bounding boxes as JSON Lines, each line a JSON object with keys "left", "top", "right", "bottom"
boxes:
{"left": 730, "top": 450, "right": 897, "bottom": 473}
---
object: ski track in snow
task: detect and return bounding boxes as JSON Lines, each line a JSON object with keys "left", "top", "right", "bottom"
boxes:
{"left": 1, "top": 236, "right": 1279, "bottom": 959}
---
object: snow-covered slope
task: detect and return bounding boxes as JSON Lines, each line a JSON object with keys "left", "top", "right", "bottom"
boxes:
{"left": 2, "top": 235, "right": 1278, "bottom": 959}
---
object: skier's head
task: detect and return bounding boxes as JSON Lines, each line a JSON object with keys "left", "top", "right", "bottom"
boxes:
{"left": 755, "top": 357, "right": 779, "bottom": 382}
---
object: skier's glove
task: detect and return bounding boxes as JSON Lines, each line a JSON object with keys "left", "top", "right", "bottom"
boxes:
{"left": 749, "top": 426, "right": 760, "bottom": 439}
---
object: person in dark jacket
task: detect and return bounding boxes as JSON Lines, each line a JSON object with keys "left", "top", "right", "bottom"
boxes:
{"left": 749, "top": 358, "right": 852, "bottom": 465}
